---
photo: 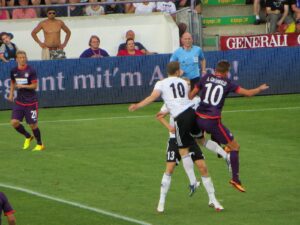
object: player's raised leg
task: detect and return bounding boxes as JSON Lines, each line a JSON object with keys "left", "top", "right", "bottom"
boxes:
{"left": 227, "top": 140, "right": 245, "bottom": 192}
{"left": 199, "top": 137, "right": 231, "bottom": 172}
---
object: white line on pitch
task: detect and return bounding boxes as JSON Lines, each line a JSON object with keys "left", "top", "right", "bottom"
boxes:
{"left": 0, "top": 106, "right": 299, "bottom": 126}
{"left": 0, "top": 183, "right": 152, "bottom": 225}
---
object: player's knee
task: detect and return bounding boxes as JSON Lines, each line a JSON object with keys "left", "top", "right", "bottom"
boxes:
{"left": 179, "top": 148, "right": 189, "bottom": 156}
{"left": 233, "top": 142, "right": 240, "bottom": 151}
{"left": 227, "top": 140, "right": 240, "bottom": 151}
{"left": 166, "top": 168, "right": 174, "bottom": 175}
{"left": 30, "top": 123, "right": 38, "bottom": 130}
{"left": 195, "top": 160, "right": 208, "bottom": 176}
{"left": 10, "top": 119, "right": 20, "bottom": 128}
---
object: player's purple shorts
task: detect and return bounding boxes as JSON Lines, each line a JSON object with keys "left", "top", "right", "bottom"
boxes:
{"left": 11, "top": 102, "right": 38, "bottom": 124}
{"left": 196, "top": 117, "right": 234, "bottom": 144}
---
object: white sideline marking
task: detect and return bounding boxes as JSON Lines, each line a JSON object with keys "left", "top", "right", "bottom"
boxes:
{"left": 0, "top": 106, "right": 299, "bottom": 126}
{"left": 0, "top": 183, "right": 152, "bottom": 225}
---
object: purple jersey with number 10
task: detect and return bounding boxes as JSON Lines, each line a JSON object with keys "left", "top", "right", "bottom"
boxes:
{"left": 195, "top": 73, "right": 240, "bottom": 119}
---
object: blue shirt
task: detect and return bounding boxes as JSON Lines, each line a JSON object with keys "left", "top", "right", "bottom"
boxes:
{"left": 170, "top": 45, "right": 205, "bottom": 80}
{"left": 80, "top": 48, "right": 109, "bottom": 58}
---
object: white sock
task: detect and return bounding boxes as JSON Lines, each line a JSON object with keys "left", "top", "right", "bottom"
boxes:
{"left": 204, "top": 140, "right": 227, "bottom": 159}
{"left": 256, "top": 15, "right": 260, "bottom": 20}
{"left": 201, "top": 176, "right": 216, "bottom": 202}
{"left": 159, "top": 173, "right": 171, "bottom": 204}
{"left": 182, "top": 155, "right": 197, "bottom": 185}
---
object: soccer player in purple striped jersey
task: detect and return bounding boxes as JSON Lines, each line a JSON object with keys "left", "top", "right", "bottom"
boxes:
{"left": 189, "top": 60, "right": 269, "bottom": 192}
{"left": 0, "top": 192, "right": 16, "bottom": 225}
{"left": 8, "top": 50, "right": 45, "bottom": 151}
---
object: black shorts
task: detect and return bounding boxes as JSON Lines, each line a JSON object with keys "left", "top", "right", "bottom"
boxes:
{"left": 174, "top": 107, "right": 201, "bottom": 148}
{"left": 190, "top": 77, "right": 200, "bottom": 90}
{"left": 166, "top": 138, "right": 204, "bottom": 163}
{"left": 166, "top": 138, "right": 181, "bottom": 163}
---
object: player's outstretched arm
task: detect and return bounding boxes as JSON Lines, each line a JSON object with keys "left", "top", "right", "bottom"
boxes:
{"left": 156, "top": 111, "right": 175, "bottom": 134}
{"left": 7, "top": 214, "right": 16, "bottom": 225}
{"left": 16, "top": 82, "right": 38, "bottom": 90}
{"left": 129, "top": 90, "right": 161, "bottom": 112}
{"left": 236, "top": 83, "right": 269, "bottom": 97}
{"left": 188, "top": 86, "right": 199, "bottom": 100}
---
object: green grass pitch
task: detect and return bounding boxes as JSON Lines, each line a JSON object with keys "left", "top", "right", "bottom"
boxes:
{"left": 0, "top": 94, "right": 299, "bottom": 225}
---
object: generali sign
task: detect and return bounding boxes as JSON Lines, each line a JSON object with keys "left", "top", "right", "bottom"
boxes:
{"left": 220, "top": 33, "right": 300, "bottom": 50}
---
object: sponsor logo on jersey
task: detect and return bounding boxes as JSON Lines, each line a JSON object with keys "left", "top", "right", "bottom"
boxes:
{"left": 15, "top": 78, "right": 28, "bottom": 85}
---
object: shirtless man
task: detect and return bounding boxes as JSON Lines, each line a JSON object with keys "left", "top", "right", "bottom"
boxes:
{"left": 31, "top": 7, "right": 71, "bottom": 60}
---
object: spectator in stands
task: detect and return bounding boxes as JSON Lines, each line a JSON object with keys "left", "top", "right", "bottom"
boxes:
{"left": 117, "top": 38, "right": 145, "bottom": 56}
{"left": 12, "top": 0, "right": 37, "bottom": 19}
{"left": 69, "top": 0, "right": 84, "bottom": 16}
{"left": 45, "top": 0, "right": 68, "bottom": 17}
{"left": 0, "top": 192, "right": 16, "bottom": 225}
{"left": 0, "top": 32, "right": 18, "bottom": 63}
{"left": 156, "top": 0, "right": 176, "bottom": 19}
{"left": 290, "top": 0, "right": 300, "bottom": 32}
{"left": 118, "top": 30, "right": 152, "bottom": 54}
{"left": 0, "top": 0, "right": 10, "bottom": 20}
{"left": 105, "top": 0, "right": 124, "bottom": 14}
{"left": 31, "top": 7, "right": 71, "bottom": 59}
{"left": 6, "top": 0, "right": 15, "bottom": 6}
{"left": 253, "top": 0, "right": 266, "bottom": 24}
{"left": 85, "top": 0, "right": 105, "bottom": 16}
{"left": 175, "top": 0, "right": 202, "bottom": 14}
{"left": 80, "top": 35, "right": 109, "bottom": 58}
{"left": 177, "top": 22, "right": 187, "bottom": 45}
{"left": 129, "top": 1, "right": 156, "bottom": 14}
{"left": 266, "top": 0, "right": 294, "bottom": 33}
{"left": 31, "top": 0, "right": 42, "bottom": 18}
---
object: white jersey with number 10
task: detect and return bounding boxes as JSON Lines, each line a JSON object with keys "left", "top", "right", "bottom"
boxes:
{"left": 154, "top": 77, "right": 194, "bottom": 118}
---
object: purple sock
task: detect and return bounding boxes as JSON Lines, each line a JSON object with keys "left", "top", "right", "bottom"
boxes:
{"left": 15, "top": 124, "right": 31, "bottom": 138}
{"left": 32, "top": 128, "right": 42, "bottom": 145}
{"left": 230, "top": 151, "right": 240, "bottom": 183}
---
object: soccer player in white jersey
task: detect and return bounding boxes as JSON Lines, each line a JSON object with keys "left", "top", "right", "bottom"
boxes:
{"left": 129, "top": 61, "right": 201, "bottom": 198}
{"left": 156, "top": 99, "right": 224, "bottom": 212}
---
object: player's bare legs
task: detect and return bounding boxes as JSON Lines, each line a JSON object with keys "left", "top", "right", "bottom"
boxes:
{"left": 197, "top": 137, "right": 231, "bottom": 171}
{"left": 179, "top": 147, "right": 198, "bottom": 191}
{"left": 179, "top": 147, "right": 199, "bottom": 196}
{"left": 226, "top": 139, "right": 245, "bottom": 192}
{"left": 194, "top": 160, "right": 224, "bottom": 211}
{"left": 11, "top": 119, "right": 33, "bottom": 150}
{"left": 157, "top": 162, "right": 176, "bottom": 213}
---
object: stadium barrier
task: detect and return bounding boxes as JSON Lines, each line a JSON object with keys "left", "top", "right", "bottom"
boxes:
{"left": 0, "top": 13, "right": 179, "bottom": 60}
{"left": 0, "top": 46, "right": 300, "bottom": 110}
